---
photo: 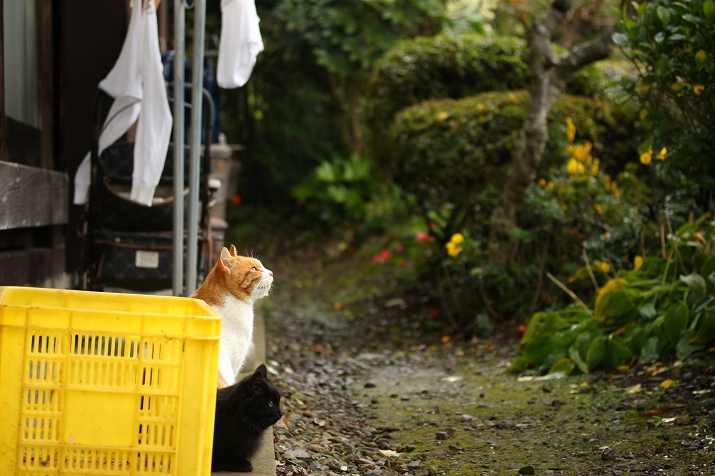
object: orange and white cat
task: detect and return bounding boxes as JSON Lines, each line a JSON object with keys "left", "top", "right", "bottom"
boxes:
{"left": 192, "top": 245, "right": 273, "bottom": 388}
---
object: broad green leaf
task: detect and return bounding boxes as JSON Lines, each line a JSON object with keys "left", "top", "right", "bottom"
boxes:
{"left": 639, "top": 302, "right": 657, "bottom": 319}
{"left": 612, "top": 32, "right": 629, "bottom": 46}
{"left": 510, "top": 357, "right": 529, "bottom": 373}
{"left": 640, "top": 334, "right": 667, "bottom": 361}
{"left": 586, "top": 336, "right": 607, "bottom": 371}
{"left": 655, "top": 56, "right": 668, "bottom": 76}
{"left": 569, "top": 345, "right": 589, "bottom": 374}
{"left": 549, "top": 358, "right": 575, "bottom": 376}
{"left": 654, "top": 31, "right": 666, "bottom": 43}
{"left": 680, "top": 273, "right": 706, "bottom": 298}
{"left": 657, "top": 5, "right": 671, "bottom": 25}
{"left": 695, "top": 309, "right": 715, "bottom": 343}
{"left": 594, "top": 279, "right": 634, "bottom": 320}
{"left": 692, "top": 295, "right": 714, "bottom": 314}
{"left": 522, "top": 335, "right": 553, "bottom": 363}
{"left": 704, "top": 0, "right": 715, "bottom": 21}
{"left": 663, "top": 302, "right": 689, "bottom": 344}
{"left": 676, "top": 329, "right": 704, "bottom": 360}
{"left": 701, "top": 257, "right": 715, "bottom": 292}
{"left": 608, "top": 338, "right": 634, "bottom": 363}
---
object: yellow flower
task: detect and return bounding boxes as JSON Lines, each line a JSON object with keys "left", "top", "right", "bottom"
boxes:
{"left": 567, "top": 158, "right": 585, "bottom": 174}
{"left": 446, "top": 233, "right": 465, "bottom": 258}
{"left": 435, "top": 111, "right": 450, "bottom": 121}
{"left": 694, "top": 84, "right": 705, "bottom": 95}
{"left": 450, "top": 233, "right": 465, "bottom": 244}
{"left": 671, "top": 81, "right": 684, "bottom": 91}
{"left": 590, "top": 159, "right": 600, "bottom": 177}
{"left": 696, "top": 49, "right": 707, "bottom": 63}
{"left": 657, "top": 147, "right": 667, "bottom": 160}
{"left": 639, "top": 109, "right": 648, "bottom": 119}
{"left": 568, "top": 141, "right": 592, "bottom": 162}
{"left": 546, "top": 181, "right": 555, "bottom": 191}
{"left": 446, "top": 241, "right": 462, "bottom": 258}
{"left": 634, "top": 255, "right": 643, "bottom": 271}
{"left": 640, "top": 149, "right": 653, "bottom": 164}
{"left": 566, "top": 117, "right": 576, "bottom": 142}
{"left": 539, "top": 178, "right": 547, "bottom": 186}
{"left": 594, "top": 260, "right": 611, "bottom": 273}
{"left": 603, "top": 232, "right": 611, "bottom": 241}
{"left": 594, "top": 203, "right": 603, "bottom": 213}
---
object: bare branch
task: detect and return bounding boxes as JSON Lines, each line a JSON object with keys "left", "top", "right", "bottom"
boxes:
{"left": 560, "top": 24, "right": 618, "bottom": 74}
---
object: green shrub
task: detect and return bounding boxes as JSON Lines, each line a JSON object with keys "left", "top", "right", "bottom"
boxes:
{"left": 388, "top": 90, "right": 639, "bottom": 240}
{"left": 512, "top": 215, "right": 715, "bottom": 375}
{"left": 365, "top": 34, "right": 617, "bottom": 174}
{"left": 617, "top": 0, "right": 715, "bottom": 190}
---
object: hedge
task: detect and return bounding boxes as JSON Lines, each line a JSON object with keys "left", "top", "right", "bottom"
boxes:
{"left": 365, "top": 34, "right": 613, "bottom": 173}
{"left": 389, "top": 90, "right": 639, "bottom": 238}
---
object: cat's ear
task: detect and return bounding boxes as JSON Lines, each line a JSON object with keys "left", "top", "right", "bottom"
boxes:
{"left": 254, "top": 364, "right": 268, "bottom": 380}
{"left": 218, "top": 247, "right": 232, "bottom": 274}
{"left": 229, "top": 245, "right": 237, "bottom": 256}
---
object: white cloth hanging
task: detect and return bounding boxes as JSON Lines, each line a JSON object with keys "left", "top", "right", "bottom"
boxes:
{"left": 217, "top": 0, "right": 264, "bottom": 88}
{"left": 73, "top": 0, "right": 172, "bottom": 207}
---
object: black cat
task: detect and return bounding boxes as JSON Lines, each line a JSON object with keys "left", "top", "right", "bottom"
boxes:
{"left": 211, "top": 363, "right": 283, "bottom": 472}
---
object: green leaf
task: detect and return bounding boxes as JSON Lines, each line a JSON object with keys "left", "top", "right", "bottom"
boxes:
{"left": 569, "top": 345, "right": 589, "bottom": 374}
{"left": 549, "top": 358, "right": 575, "bottom": 376}
{"left": 654, "top": 31, "right": 666, "bottom": 43}
{"left": 680, "top": 273, "right": 707, "bottom": 298}
{"left": 640, "top": 334, "right": 667, "bottom": 361}
{"left": 607, "top": 338, "right": 634, "bottom": 365}
{"left": 663, "top": 302, "right": 689, "bottom": 345}
{"left": 692, "top": 295, "right": 714, "bottom": 314}
{"left": 612, "top": 32, "right": 629, "bottom": 46}
{"left": 586, "top": 335, "right": 607, "bottom": 371}
{"left": 704, "top": 0, "right": 715, "bottom": 21}
{"left": 639, "top": 302, "right": 657, "bottom": 319}
{"left": 676, "top": 329, "right": 704, "bottom": 360}
{"left": 695, "top": 309, "right": 715, "bottom": 343}
{"left": 657, "top": 5, "right": 671, "bottom": 25}
{"left": 510, "top": 357, "right": 529, "bottom": 373}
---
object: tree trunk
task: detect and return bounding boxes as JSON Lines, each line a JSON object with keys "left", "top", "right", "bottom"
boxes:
{"left": 488, "top": 0, "right": 617, "bottom": 264}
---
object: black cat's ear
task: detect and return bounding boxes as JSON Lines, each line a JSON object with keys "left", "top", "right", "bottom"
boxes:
{"left": 254, "top": 364, "right": 268, "bottom": 380}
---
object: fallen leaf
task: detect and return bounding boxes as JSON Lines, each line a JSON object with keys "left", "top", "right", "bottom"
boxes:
{"left": 639, "top": 410, "right": 663, "bottom": 417}
{"left": 627, "top": 383, "right": 642, "bottom": 394}
{"left": 313, "top": 418, "right": 326, "bottom": 427}
{"left": 442, "top": 376, "right": 463, "bottom": 383}
{"left": 441, "top": 335, "right": 451, "bottom": 343}
{"left": 660, "top": 379, "right": 676, "bottom": 389}
{"left": 333, "top": 302, "right": 346, "bottom": 310}
{"left": 617, "top": 365, "right": 630, "bottom": 371}
{"left": 378, "top": 450, "right": 401, "bottom": 457}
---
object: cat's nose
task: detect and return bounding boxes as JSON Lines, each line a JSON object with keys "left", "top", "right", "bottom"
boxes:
{"left": 268, "top": 271, "right": 273, "bottom": 277}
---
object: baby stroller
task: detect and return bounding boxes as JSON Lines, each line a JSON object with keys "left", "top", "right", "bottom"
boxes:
{"left": 79, "top": 84, "right": 216, "bottom": 293}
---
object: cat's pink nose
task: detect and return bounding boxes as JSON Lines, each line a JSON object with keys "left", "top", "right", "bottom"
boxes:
{"left": 269, "top": 271, "right": 273, "bottom": 277}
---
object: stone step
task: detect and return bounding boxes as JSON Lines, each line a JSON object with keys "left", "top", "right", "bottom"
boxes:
{"left": 212, "top": 304, "right": 276, "bottom": 476}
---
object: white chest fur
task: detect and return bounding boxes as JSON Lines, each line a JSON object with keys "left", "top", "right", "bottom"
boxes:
{"left": 213, "top": 294, "right": 255, "bottom": 383}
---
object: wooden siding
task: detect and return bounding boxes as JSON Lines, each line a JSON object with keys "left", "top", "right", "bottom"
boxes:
{"left": 0, "top": 162, "right": 68, "bottom": 230}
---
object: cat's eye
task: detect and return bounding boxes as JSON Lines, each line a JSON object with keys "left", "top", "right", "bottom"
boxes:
{"left": 251, "top": 266, "right": 257, "bottom": 271}
{"left": 268, "top": 401, "right": 274, "bottom": 407}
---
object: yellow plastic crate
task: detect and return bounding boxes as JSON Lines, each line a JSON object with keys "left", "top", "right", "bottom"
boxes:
{"left": 0, "top": 287, "right": 221, "bottom": 476}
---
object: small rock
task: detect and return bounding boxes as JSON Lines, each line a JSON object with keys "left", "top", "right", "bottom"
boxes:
{"left": 285, "top": 449, "right": 311, "bottom": 459}
{"left": 428, "top": 466, "right": 439, "bottom": 475}
{"left": 407, "top": 460, "right": 422, "bottom": 468}
{"left": 355, "top": 458, "right": 375, "bottom": 465}
{"left": 435, "top": 431, "right": 449, "bottom": 440}
{"left": 365, "top": 470, "right": 384, "bottom": 476}
{"left": 462, "top": 414, "right": 475, "bottom": 421}
{"left": 402, "top": 444, "right": 416, "bottom": 452}
{"left": 365, "top": 382, "right": 377, "bottom": 388}
{"left": 377, "top": 439, "right": 392, "bottom": 450}
{"left": 518, "top": 465, "right": 535, "bottom": 475}
{"left": 308, "top": 461, "right": 322, "bottom": 472}
{"left": 371, "top": 397, "right": 379, "bottom": 404}
{"left": 602, "top": 447, "right": 616, "bottom": 461}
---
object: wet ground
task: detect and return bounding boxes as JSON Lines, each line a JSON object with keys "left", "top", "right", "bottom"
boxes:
{"left": 249, "top": 237, "right": 715, "bottom": 475}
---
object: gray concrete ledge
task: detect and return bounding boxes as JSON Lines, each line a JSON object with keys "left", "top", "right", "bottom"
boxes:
{"left": 212, "top": 304, "right": 276, "bottom": 476}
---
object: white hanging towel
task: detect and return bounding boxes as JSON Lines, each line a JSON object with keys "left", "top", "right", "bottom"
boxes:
{"left": 73, "top": 0, "right": 172, "bottom": 207}
{"left": 217, "top": 0, "right": 264, "bottom": 88}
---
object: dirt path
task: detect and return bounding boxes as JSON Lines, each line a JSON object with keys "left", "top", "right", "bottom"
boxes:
{"left": 256, "top": 243, "right": 715, "bottom": 475}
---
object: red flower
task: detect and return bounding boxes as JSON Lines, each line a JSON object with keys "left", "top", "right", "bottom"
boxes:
{"left": 416, "top": 231, "right": 430, "bottom": 243}
{"left": 232, "top": 194, "right": 242, "bottom": 205}
{"left": 429, "top": 309, "right": 440, "bottom": 318}
{"left": 379, "top": 250, "right": 392, "bottom": 260}
{"left": 517, "top": 325, "right": 527, "bottom": 339}
{"left": 372, "top": 255, "right": 382, "bottom": 264}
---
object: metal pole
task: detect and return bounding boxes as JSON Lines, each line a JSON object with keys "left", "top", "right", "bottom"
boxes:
{"left": 186, "top": 0, "right": 206, "bottom": 295}
{"left": 172, "top": 0, "right": 185, "bottom": 296}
